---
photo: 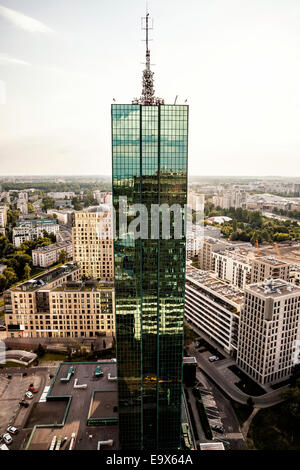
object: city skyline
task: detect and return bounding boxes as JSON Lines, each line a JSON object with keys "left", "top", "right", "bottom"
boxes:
{"left": 1, "top": 0, "right": 300, "bottom": 177}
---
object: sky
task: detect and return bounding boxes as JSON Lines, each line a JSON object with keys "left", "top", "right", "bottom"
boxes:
{"left": 0, "top": 0, "right": 300, "bottom": 177}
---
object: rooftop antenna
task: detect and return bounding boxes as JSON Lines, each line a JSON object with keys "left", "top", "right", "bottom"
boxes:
{"left": 132, "top": 4, "right": 164, "bottom": 105}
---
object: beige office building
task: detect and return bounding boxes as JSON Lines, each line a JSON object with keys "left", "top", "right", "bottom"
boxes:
{"left": 73, "top": 206, "right": 114, "bottom": 282}
{"left": 237, "top": 279, "right": 300, "bottom": 385}
{"left": 4, "top": 263, "right": 115, "bottom": 338}
{"left": 250, "top": 257, "right": 290, "bottom": 283}
{"left": 198, "top": 238, "right": 229, "bottom": 271}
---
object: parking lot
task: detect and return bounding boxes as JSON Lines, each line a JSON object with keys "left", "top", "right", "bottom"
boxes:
{"left": 0, "top": 367, "right": 54, "bottom": 450}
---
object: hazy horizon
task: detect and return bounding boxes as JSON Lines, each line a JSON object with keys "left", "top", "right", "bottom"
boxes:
{"left": 1, "top": 0, "right": 300, "bottom": 177}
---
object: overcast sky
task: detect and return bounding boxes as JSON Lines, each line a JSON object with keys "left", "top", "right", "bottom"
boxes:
{"left": 0, "top": 0, "right": 300, "bottom": 177}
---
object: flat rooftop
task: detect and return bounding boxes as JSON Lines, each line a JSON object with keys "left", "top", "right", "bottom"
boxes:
{"left": 186, "top": 265, "right": 245, "bottom": 307}
{"left": 11, "top": 263, "right": 79, "bottom": 292}
{"left": 32, "top": 241, "right": 72, "bottom": 253}
{"left": 255, "top": 256, "right": 290, "bottom": 267}
{"left": 26, "top": 361, "right": 118, "bottom": 451}
{"left": 248, "top": 278, "right": 300, "bottom": 298}
{"left": 52, "top": 280, "right": 113, "bottom": 292}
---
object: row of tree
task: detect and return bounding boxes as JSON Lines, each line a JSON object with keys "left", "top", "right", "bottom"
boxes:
{"left": 203, "top": 204, "right": 300, "bottom": 245}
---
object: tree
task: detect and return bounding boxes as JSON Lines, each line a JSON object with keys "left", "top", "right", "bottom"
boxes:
{"left": 35, "top": 343, "right": 45, "bottom": 358}
{"left": 0, "top": 274, "right": 7, "bottom": 292}
{"left": 24, "top": 263, "right": 31, "bottom": 280}
{"left": 58, "top": 249, "right": 67, "bottom": 264}
{"left": 3, "top": 267, "right": 17, "bottom": 285}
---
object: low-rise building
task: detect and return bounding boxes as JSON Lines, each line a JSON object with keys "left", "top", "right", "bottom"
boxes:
{"left": 32, "top": 241, "right": 73, "bottom": 267}
{"left": 185, "top": 265, "right": 243, "bottom": 355}
{"left": 13, "top": 219, "right": 59, "bottom": 247}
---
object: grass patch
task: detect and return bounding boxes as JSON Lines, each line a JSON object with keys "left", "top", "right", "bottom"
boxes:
{"left": 248, "top": 402, "right": 300, "bottom": 450}
{"left": 38, "top": 352, "right": 67, "bottom": 362}
{"left": 0, "top": 361, "right": 27, "bottom": 368}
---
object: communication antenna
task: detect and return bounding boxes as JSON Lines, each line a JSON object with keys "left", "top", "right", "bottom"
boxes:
{"left": 132, "top": 5, "right": 164, "bottom": 105}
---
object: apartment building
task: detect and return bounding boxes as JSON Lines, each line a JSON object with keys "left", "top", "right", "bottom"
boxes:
{"left": 0, "top": 205, "right": 8, "bottom": 228}
{"left": 13, "top": 219, "right": 59, "bottom": 247}
{"left": 237, "top": 279, "right": 300, "bottom": 385}
{"left": 198, "top": 238, "right": 229, "bottom": 271}
{"left": 73, "top": 206, "right": 113, "bottom": 281}
{"left": 250, "top": 256, "right": 290, "bottom": 283}
{"left": 32, "top": 241, "right": 73, "bottom": 268}
{"left": 48, "top": 192, "right": 75, "bottom": 199}
{"left": 4, "top": 264, "right": 115, "bottom": 338}
{"left": 213, "top": 249, "right": 252, "bottom": 289}
{"left": 47, "top": 209, "right": 74, "bottom": 226}
{"left": 185, "top": 265, "right": 243, "bottom": 355}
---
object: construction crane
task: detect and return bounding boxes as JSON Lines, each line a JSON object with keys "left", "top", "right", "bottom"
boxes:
{"left": 255, "top": 239, "right": 261, "bottom": 257}
{"left": 273, "top": 242, "right": 282, "bottom": 260}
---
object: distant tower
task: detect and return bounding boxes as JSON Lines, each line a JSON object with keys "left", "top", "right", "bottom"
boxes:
{"left": 112, "top": 10, "right": 188, "bottom": 449}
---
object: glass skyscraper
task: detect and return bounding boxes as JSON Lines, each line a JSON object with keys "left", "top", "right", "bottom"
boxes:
{"left": 112, "top": 13, "right": 188, "bottom": 450}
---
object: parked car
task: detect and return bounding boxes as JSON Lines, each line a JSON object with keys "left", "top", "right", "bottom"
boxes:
{"left": 28, "top": 386, "right": 38, "bottom": 393}
{"left": 211, "top": 425, "right": 224, "bottom": 434}
{"left": 0, "top": 444, "right": 9, "bottom": 450}
{"left": 25, "top": 391, "right": 33, "bottom": 399}
{"left": 192, "top": 387, "right": 201, "bottom": 398}
{"left": 209, "top": 355, "right": 219, "bottom": 362}
{"left": 3, "top": 433, "right": 13, "bottom": 445}
{"left": 19, "top": 401, "right": 29, "bottom": 408}
{"left": 7, "top": 426, "right": 18, "bottom": 435}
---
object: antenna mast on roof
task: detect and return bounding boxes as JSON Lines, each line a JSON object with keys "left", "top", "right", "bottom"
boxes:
{"left": 132, "top": 5, "right": 164, "bottom": 105}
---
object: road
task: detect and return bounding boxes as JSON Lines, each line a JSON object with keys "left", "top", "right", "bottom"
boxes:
{"left": 188, "top": 345, "right": 287, "bottom": 408}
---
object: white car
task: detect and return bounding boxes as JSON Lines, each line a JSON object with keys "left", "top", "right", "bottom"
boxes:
{"left": 3, "top": 433, "right": 13, "bottom": 445}
{"left": 25, "top": 391, "right": 33, "bottom": 399}
{"left": 209, "top": 355, "right": 219, "bottom": 362}
{"left": 7, "top": 426, "right": 18, "bottom": 435}
{"left": 0, "top": 444, "right": 9, "bottom": 450}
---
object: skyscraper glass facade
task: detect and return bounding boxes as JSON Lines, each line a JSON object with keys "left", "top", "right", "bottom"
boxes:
{"left": 112, "top": 103, "right": 188, "bottom": 449}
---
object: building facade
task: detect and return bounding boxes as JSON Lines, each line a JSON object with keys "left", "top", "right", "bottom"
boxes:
{"left": 112, "top": 101, "right": 188, "bottom": 450}
{"left": 250, "top": 256, "right": 290, "bottom": 283}
{"left": 12, "top": 220, "right": 59, "bottom": 247}
{"left": 72, "top": 206, "right": 114, "bottom": 282}
{"left": 237, "top": 279, "right": 300, "bottom": 385}
{"left": 32, "top": 241, "right": 73, "bottom": 267}
{"left": 4, "top": 264, "right": 115, "bottom": 338}
{"left": 185, "top": 266, "right": 242, "bottom": 355}
{"left": 213, "top": 249, "right": 252, "bottom": 289}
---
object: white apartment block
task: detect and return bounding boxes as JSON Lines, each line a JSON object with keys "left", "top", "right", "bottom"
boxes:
{"left": 185, "top": 265, "right": 243, "bottom": 355}
{"left": 17, "top": 200, "right": 28, "bottom": 215}
{"left": 73, "top": 206, "right": 114, "bottom": 282}
{"left": 13, "top": 220, "right": 59, "bottom": 247}
{"left": 93, "top": 191, "right": 113, "bottom": 205}
{"left": 47, "top": 209, "right": 74, "bottom": 226}
{"left": 251, "top": 256, "right": 290, "bottom": 283}
{"left": 32, "top": 241, "right": 73, "bottom": 268}
{"left": 48, "top": 192, "right": 76, "bottom": 199}
{"left": 187, "top": 235, "right": 202, "bottom": 259}
{"left": 0, "top": 205, "right": 8, "bottom": 228}
{"left": 237, "top": 279, "right": 300, "bottom": 385}
{"left": 213, "top": 249, "right": 252, "bottom": 289}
